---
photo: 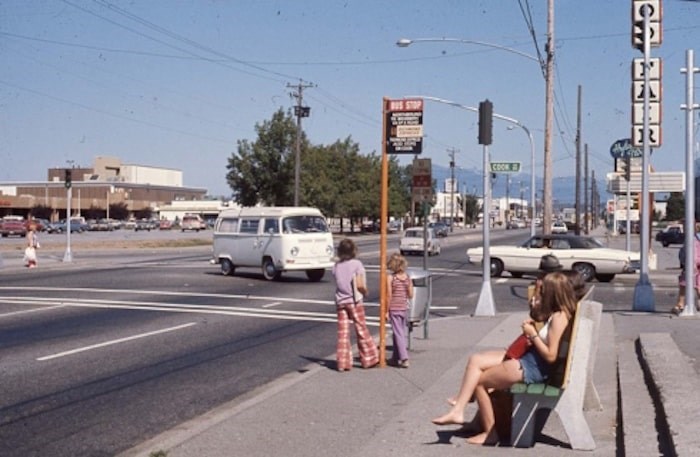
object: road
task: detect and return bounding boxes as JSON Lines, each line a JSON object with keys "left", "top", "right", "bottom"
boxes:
{"left": 0, "top": 227, "right": 677, "bottom": 456}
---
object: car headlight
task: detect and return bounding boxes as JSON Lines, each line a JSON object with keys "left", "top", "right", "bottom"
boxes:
{"left": 290, "top": 246, "right": 299, "bottom": 257}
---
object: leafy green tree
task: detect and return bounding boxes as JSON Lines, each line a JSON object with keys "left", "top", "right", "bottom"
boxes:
{"left": 226, "top": 109, "right": 305, "bottom": 206}
{"left": 109, "top": 202, "right": 129, "bottom": 221}
{"left": 30, "top": 204, "right": 52, "bottom": 220}
{"left": 133, "top": 208, "right": 153, "bottom": 220}
{"left": 665, "top": 192, "right": 684, "bottom": 221}
{"left": 84, "top": 205, "right": 103, "bottom": 220}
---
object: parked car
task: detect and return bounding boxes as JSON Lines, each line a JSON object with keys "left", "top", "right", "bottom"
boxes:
{"left": 46, "top": 219, "right": 85, "bottom": 234}
{"left": 655, "top": 224, "right": 684, "bottom": 247}
{"left": 159, "top": 219, "right": 173, "bottom": 230}
{"left": 428, "top": 222, "right": 449, "bottom": 237}
{"left": 181, "top": 214, "right": 204, "bottom": 232}
{"left": 506, "top": 219, "right": 526, "bottom": 230}
{"left": 400, "top": 227, "right": 441, "bottom": 256}
{"left": 466, "top": 234, "right": 640, "bottom": 282}
{"left": 551, "top": 221, "right": 568, "bottom": 234}
{"left": 134, "top": 219, "right": 152, "bottom": 231}
{"left": 0, "top": 216, "right": 27, "bottom": 237}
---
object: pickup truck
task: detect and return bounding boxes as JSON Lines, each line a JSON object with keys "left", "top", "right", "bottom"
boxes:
{"left": 655, "top": 225, "right": 684, "bottom": 247}
{"left": 0, "top": 217, "right": 27, "bottom": 237}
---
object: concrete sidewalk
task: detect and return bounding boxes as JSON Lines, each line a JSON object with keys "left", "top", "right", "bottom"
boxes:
{"left": 120, "top": 310, "right": 620, "bottom": 457}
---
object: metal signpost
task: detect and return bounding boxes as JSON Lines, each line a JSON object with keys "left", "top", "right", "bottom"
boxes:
{"left": 680, "top": 49, "right": 699, "bottom": 317}
{"left": 474, "top": 100, "right": 495, "bottom": 317}
{"left": 610, "top": 138, "right": 642, "bottom": 252}
{"left": 631, "top": 0, "right": 662, "bottom": 312}
{"left": 381, "top": 97, "right": 424, "bottom": 365}
{"left": 63, "top": 169, "right": 73, "bottom": 263}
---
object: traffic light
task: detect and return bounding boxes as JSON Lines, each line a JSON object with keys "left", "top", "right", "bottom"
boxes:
{"left": 64, "top": 169, "right": 72, "bottom": 189}
{"left": 478, "top": 99, "right": 493, "bottom": 145}
{"left": 619, "top": 157, "right": 631, "bottom": 181}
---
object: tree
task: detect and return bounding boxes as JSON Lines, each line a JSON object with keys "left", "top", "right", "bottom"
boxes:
{"left": 84, "top": 205, "right": 103, "bottom": 220}
{"left": 30, "top": 204, "right": 52, "bottom": 220}
{"left": 109, "top": 202, "right": 129, "bottom": 221}
{"left": 226, "top": 109, "right": 305, "bottom": 206}
{"left": 665, "top": 192, "right": 684, "bottom": 221}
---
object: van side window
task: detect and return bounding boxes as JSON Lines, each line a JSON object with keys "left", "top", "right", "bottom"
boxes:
{"left": 263, "top": 219, "right": 279, "bottom": 234}
{"left": 218, "top": 218, "right": 238, "bottom": 233}
{"left": 240, "top": 219, "right": 260, "bottom": 234}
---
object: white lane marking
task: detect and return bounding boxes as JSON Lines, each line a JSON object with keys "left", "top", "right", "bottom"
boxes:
{"left": 496, "top": 278, "right": 508, "bottom": 284}
{"left": 0, "top": 296, "right": 381, "bottom": 326}
{"left": 37, "top": 322, "right": 197, "bottom": 362}
{"left": 262, "top": 302, "right": 283, "bottom": 308}
{"left": 0, "top": 304, "right": 65, "bottom": 318}
{"left": 430, "top": 306, "right": 459, "bottom": 310}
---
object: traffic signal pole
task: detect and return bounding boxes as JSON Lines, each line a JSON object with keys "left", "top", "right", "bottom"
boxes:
{"left": 633, "top": 5, "right": 654, "bottom": 312}
{"left": 474, "top": 100, "right": 495, "bottom": 317}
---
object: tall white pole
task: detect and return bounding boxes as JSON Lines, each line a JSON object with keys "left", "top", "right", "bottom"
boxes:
{"left": 475, "top": 144, "right": 495, "bottom": 316}
{"left": 681, "top": 49, "right": 699, "bottom": 317}
{"left": 63, "top": 187, "right": 73, "bottom": 263}
{"left": 633, "top": 5, "right": 654, "bottom": 311}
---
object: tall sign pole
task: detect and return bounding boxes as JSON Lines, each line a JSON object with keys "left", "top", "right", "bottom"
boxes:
{"left": 680, "top": 49, "right": 699, "bottom": 317}
{"left": 383, "top": 97, "right": 424, "bottom": 363}
{"left": 631, "top": 0, "right": 662, "bottom": 312}
{"left": 474, "top": 100, "right": 495, "bottom": 316}
{"left": 63, "top": 169, "right": 73, "bottom": 263}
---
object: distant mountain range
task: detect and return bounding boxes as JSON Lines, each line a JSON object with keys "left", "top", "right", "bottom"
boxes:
{"left": 430, "top": 163, "right": 600, "bottom": 208}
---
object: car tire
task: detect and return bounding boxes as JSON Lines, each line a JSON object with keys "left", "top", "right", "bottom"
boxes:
{"left": 662, "top": 241, "right": 669, "bottom": 247}
{"left": 220, "top": 259, "right": 235, "bottom": 276}
{"left": 510, "top": 271, "right": 524, "bottom": 279}
{"left": 490, "top": 258, "right": 504, "bottom": 277}
{"left": 595, "top": 273, "right": 615, "bottom": 283}
{"left": 262, "top": 257, "right": 281, "bottom": 281}
{"left": 573, "top": 263, "right": 596, "bottom": 282}
{"left": 305, "top": 269, "right": 325, "bottom": 282}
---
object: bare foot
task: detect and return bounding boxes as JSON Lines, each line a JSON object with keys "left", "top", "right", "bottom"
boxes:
{"left": 460, "top": 418, "right": 482, "bottom": 433}
{"left": 465, "top": 430, "right": 498, "bottom": 445}
{"left": 431, "top": 411, "right": 464, "bottom": 426}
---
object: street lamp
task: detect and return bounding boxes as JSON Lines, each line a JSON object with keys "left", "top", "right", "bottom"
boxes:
{"left": 407, "top": 95, "right": 537, "bottom": 237}
{"left": 397, "top": 36, "right": 554, "bottom": 234}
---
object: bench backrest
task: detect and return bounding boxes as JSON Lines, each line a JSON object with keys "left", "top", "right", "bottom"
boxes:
{"left": 548, "top": 285, "right": 595, "bottom": 389}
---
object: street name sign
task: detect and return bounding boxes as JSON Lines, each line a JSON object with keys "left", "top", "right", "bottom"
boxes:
{"left": 489, "top": 161, "right": 521, "bottom": 173}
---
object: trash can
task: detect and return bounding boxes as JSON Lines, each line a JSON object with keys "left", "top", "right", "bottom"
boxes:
{"left": 407, "top": 267, "right": 432, "bottom": 323}
{"left": 406, "top": 268, "right": 432, "bottom": 346}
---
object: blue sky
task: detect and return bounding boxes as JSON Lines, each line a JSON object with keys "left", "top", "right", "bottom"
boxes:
{"left": 1, "top": 0, "right": 699, "bottom": 197}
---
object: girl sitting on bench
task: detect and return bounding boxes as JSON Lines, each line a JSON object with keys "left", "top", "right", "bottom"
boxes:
{"left": 431, "top": 271, "right": 578, "bottom": 446}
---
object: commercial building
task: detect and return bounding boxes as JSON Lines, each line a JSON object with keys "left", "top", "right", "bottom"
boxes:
{"left": 0, "top": 156, "right": 207, "bottom": 221}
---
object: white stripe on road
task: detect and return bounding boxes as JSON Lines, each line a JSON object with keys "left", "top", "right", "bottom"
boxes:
{"left": 0, "top": 304, "right": 65, "bottom": 318}
{"left": 36, "top": 322, "right": 197, "bottom": 361}
{"left": 262, "top": 302, "right": 283, "bottom": 308}
{"left": 430, "top": 306, "right": 459, "bottom": 310}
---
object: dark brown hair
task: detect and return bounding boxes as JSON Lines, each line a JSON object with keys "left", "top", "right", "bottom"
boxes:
{"left": 336, "top": 238, "right": 357, "bottom": 262}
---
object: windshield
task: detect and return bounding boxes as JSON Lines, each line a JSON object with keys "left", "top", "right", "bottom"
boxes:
{"left": 282, "top": 215, "right": 329, "bottom": 233}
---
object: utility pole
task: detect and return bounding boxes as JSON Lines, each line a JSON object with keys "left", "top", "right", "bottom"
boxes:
{"left": 287, "top": 80, "right": 314, "bottom": 206}
{"left": 543, "top": 0, "right": 555, "bottom": 234}
{"left": 575, "top": 85, "right": 582, "bottom": 235}
{"left": 448, "top": 148, "right": 458, "bottom": 232}
{"left": 584, "top": 144, "right": 589, "bottom": 234}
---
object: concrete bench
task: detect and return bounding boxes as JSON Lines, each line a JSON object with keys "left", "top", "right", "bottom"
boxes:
{"left": 504, "top": 297, "right": 602, "bottom": 449}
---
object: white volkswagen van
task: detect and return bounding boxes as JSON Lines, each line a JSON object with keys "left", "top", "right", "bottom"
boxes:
{"left": 212, "top": 206, "right": 335, "bottom": 281}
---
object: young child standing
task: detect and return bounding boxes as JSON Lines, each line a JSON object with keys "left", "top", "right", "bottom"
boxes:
{"left": 386, "top": 253, "right": 414, "bottom": 368}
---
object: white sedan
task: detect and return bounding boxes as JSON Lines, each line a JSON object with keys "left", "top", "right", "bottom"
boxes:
{"left": 400, "top": 227, "right": 441, "bottom": 256}
{"left": 466, "top": 234, "right": 640, "bottom": 282}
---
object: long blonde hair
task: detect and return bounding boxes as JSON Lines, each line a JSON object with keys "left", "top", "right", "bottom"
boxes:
{"left": 540, "top": 271, "right": 577, "bottom": 319}
{"left": 387, "top": 252, "right": 407, "bottom": 274}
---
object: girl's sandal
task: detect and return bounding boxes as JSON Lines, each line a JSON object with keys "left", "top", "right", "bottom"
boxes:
{"left": 671, "top": 304, "right": 685, "bottom": 315}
